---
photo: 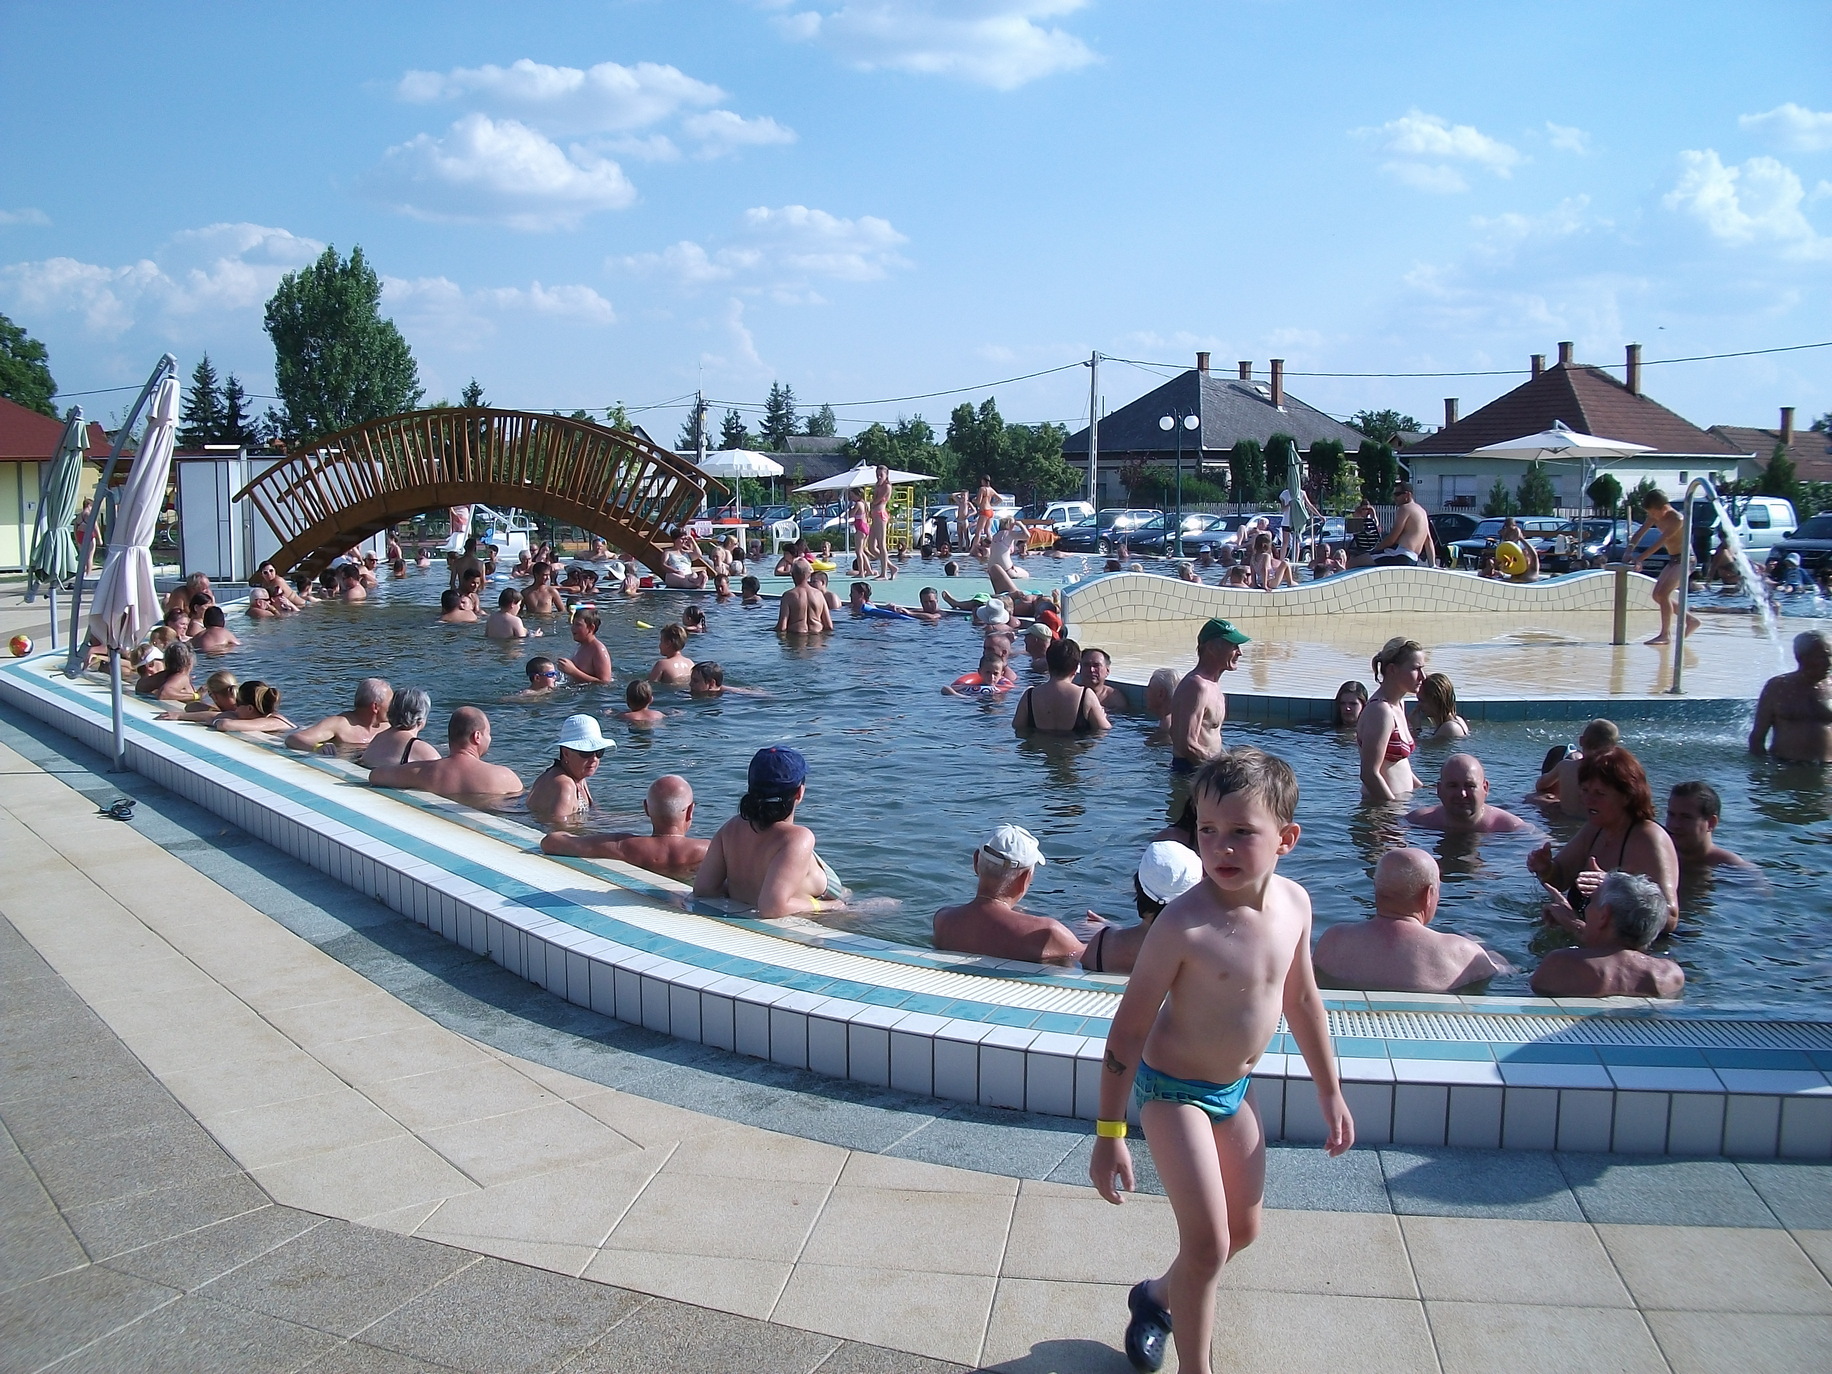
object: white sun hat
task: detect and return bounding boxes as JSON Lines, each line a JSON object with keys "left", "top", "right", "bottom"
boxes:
{"left": 556, "top": 714, "right": 613, "bottom": 753}
{"left": 1137, "top": 841, "right": 1204, "bottom": 905}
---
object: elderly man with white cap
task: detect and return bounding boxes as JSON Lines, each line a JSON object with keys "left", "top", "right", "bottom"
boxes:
{"left": 527, "top": 714, "right": 612, "bottom": 824}
{"left": 933, "top": 825, "right": 1084, "bottom": 967}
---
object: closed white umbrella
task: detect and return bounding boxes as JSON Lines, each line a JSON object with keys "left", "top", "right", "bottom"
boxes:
{"left": 27, "top": 407, "right": 90, "bottom": 649}
{"left": 88, "top": 374, "right": 179, "bottom": 769}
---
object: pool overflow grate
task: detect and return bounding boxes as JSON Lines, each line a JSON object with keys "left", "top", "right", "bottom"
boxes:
{"left": 1323, "top": 1010, "right": 1832, "bottom": 1051}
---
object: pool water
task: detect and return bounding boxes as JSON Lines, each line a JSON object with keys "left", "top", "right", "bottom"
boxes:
{"left": 216, "top": 568, "right": 1832, "bottom": 1013}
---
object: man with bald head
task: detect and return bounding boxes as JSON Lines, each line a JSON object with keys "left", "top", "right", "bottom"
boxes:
{"left": 541, "top": 775, "right": 710, "bottom": 879}
{"left": 369, "top": 707, "right": 523, "bottom": 799}
{"left": 285, "top": 678, "right": 392, "bottom": 753}
{"left": 1313, "top": 848, "right": 1508, "bottom": 993}
{"left": 1407, "top": 754, "right": 1533, "bottom": 834}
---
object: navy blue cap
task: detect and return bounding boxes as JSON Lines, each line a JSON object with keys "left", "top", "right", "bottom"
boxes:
{"left": 748, "top": 746, "right": 808, "bottom": 797}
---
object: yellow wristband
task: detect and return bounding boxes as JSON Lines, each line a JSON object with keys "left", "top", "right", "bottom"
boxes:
{"left": 1095, "top": 1119, "right": 1128, "bottom": 1139}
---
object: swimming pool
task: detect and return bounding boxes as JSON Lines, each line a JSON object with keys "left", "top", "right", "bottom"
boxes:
{"left": 214, "top": 568, "right": 1832, "bottom": 1013}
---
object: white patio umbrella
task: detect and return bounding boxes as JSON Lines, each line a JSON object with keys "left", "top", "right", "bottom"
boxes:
{"left": 87, "top": 374, "right": 180, "bottom": 769}
{"left": 697, "top": 448, "right": 785, "bottom": 516}
{"left": 1472, "top": 421, "right": 1655, "bottom": 515}
{"left": 793, "top": 462, "right": 931, "bottom": 493}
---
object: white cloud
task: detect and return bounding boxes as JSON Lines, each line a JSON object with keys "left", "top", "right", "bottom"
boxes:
{"left": 1739, "top": 103, "right": 1832, "bottom": 153}
{"left": 0, "top": 208, "right": 51, "bottom": 227}
{"left": 0, "top": 223, "right": 323, "bottom": 337}
{"left": 397, "top": 59, "right": 723, "bottom": 135}
{"left": 618, "top": 204, "right": 909, "bottom": 296}
{"left": 681, "top": 109, "right": 798, "bottom": 157}
{"left": 365, "top": 114, "right": 636, "bottom": 230}
{"left": 1664, "top": 149, "right": 1830, "bottom": 259}
{"left": 1545, "top": 122, "right": 1591, "bottom": 155}
{"left": 1357, "top": 110, "right": 1521, "bottom": 193}
{"left": 384, "top": 275, "right": 616, "bottom": 341}
{"left": 773, "top": 1, "right": 1097, "bottom": 90}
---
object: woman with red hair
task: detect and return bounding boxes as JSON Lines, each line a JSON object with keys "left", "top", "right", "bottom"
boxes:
{"left": 1528, "top": 747, "right": 1679, "bottom": 934}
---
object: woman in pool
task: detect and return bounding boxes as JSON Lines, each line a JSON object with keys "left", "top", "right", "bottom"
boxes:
{"left": 358, "top": 688, "right": 439, "bottom": 768}
{"left": 1012, "top": 638, "right": 1112, "bottom": 736}
{"left": 1332, "top": 680, "right": 1369, "bottom": 728}
{"left": 1358, "top": 638, "right": 1425, "bottom": 801}
{"left": 1529, "top": 746, "right": 1680, "bottom": 935}
{"left": 1413, "top": 672, "right": 1471, "bottom": 741}
{"left": 210, "top": 680, "right": 294, "bottom": 735}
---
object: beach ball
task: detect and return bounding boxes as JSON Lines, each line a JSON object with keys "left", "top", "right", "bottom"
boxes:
{"left": 9, "top": 634, "right": 32, "bottom": 657}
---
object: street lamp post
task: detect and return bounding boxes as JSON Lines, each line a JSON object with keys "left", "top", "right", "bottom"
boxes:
{"left": 1158, "top": 412, "right": 1200, "bottom": 557}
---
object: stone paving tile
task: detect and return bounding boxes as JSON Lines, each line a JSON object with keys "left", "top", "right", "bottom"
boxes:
{"left": 565, "top": 1296, "right": 838, "bottom": 1373}
{"left": 1645, "top": 1309, "right": 1832, "bottom": 1374}
{"left": 1221, "top": 1209, "right": 1419, "bottom": 1301}
{"left": 583, "top": 1248, "right": 792, "bottom": 1321}
{"left": 22, "top": 1113, "right": 248, "bottom": 1213}
{"left": 1262, "top": 1144, "right": 1393, "bottom": 1214}
{"left": 299, "top": 1340, "right": 471, "bottom": 1372}
{"left": 70, "top": 1291, "right": 342, "bottom": 1374}
{"left": 60, "top": 1173, "right": 277, "bottom": 1263}
{"left": 1796, "top": 1230, "right": 1832, "bottom": 1287}
{"left": 800, "top": 1183, "right": 1017, "bottom": 1277}
{"left": 104, "top": 1206, "right": 326, "bottom": 1293}
{"left": 1740, "top": 1163, "right": 1832, "bottom": 1230}
{"left": 1598, "top": 1225, "right": 1832, "bottom": 1315}
{"left": 886, "top": 1106, "right": 1085, "bottom": 1180}
{"left": 250, "top": 1133, "right": 477, "bottom": 1222}
{"left": 812, "top": 1341, "right": 970, "bottom": 1374}
{"left": 1379, "top": 1147, "right": 1585, "bottom": 1221}
{"left": 1400, "top": 1215, "right": 1631, "bottom": 1307}
{"left": 1426, "top": 1301, "right": 1670, "bottom": 1374}
{"left": 0, "top": 1263, "right": 180, "bottom": 1374}
{"left": 412, "top": 1154, "right": 667, "bottom": 1252}
{"left": 197, "top": 1219, "right": 478, "bottom": 1338}
{"left": 1559, "top": 1152, "right": 1781, "bottom": 1228}
{"left": 771, "top": 1261, "right": 998, "bottom": 1367}
{"left": 605, "top": 1170, "right": 832, "bottom": 1262}
{"left": 977, "top": 1275, "right": 1136, "bottom": 1373}
{"left": 0, "top": 1072, "right": 193, "bottom": 1152}
{"left": 358, "top": 1256, "right": 646, "bottom": 1374}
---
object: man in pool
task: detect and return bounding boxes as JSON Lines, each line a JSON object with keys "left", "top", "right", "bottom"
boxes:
{"left": 285, "top": 678, "right": 392, "bottom": 753}
{"left": 1627, "top": 489, "right": 1698, "bottom": 646}
{"left": 526, "top": 714, "right": 609, "bottom": 823}
{"left": 135, "top": 641, "right": 197, "bottom": 702}
{"left": 1530, "top": 871, "right": 1684, "bottom": 999}
{"left": 189, "top": 605, "right": 240, "bottom": 653}
{"left": 522, "top": 656, "right": 561, "bottom": 695}
{"left": 1749, "top": 628, "right": 1832, "bottom": 764}
{"left": 455, "top": 567, "right": 485, "bottom": 616}
{"left": 776, "top": 560, "right": 833, "bottom": 635}
{"left": 1406, "top": 755, "right": 1534, "bottom": 834}
{"left": 1313, "top": 848, "right": 1508, "bottom": 993}
{"left": 541, "top": 775, "right": 710, "bottom": 880}
{"left": 558, "top": 606, "right": 614, "bottom": 684}
{"left": 485, "top": 587, "right": 542, "bottom": 640}
{"left": 740, "top": 575, "right": 762, "bottom": 607}
{"left": 437, "top": 589, "right": 478, "bottom": 624}
{"left": 1664, "top": 781, "right": 1754, "bottom": 874}
{"left": 1078, "top": 647, "right": 1129, "bottom": 716}
{"left": 932, "top": 824, "right": 1084, "bottom": 966}
{"left": 521, "top": 563, "right": 564, "bottom": 615}
{"left": 1169, "top": 618, "right": 1247, "bottom": 775}
{"left": 1531, "top": 718, "right": 1620, "bottom": 818}
{"left": 337, "top": 564, "right": 367, "bottom": 602}
{"left": 369, "top": 707, "right": 524, "bottom": 799}
{"left": 693, "top": 747, "right": 838, "bottom": 918}
{"left": 649, "top": 624, "right": 695, "bottom": 686}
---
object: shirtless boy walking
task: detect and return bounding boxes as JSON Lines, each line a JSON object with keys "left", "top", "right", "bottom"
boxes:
{"left": 1628, "top": 490, "right": 1699, "bottom": 646}
{"left": 1091, "top": 749, "right": 1352, "bottom": 1374}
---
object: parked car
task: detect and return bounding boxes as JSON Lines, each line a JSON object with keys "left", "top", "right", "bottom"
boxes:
{"left": 1053, "top": 508, "right": 1163, "bottom": 553}
{"left": 1446, "top": 516, "right": 1567, "bottom": 568}
{"left": 1017, "top": 500, "right": 1093, "bottom": 529}
{"left": 1765, "top": 511, "right": 1832, "bottom": 576}
{"left": 1426, "top": 512, "right": 1480, "bottom": 552}
{"left": 1128, "top": 512, "right": 1227, "bottom": 555}
{"left": 1687, "top": 495, "right": 1797, "bottom": 561}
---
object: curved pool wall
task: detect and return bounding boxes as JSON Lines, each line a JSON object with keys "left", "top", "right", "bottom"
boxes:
{"left": 6, "top": 652, "right": 1830, "bottom": 1160}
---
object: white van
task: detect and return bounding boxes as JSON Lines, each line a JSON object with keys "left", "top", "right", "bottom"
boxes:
{"left": 1689, "top": 495, "right": 1797, "bottom": 555}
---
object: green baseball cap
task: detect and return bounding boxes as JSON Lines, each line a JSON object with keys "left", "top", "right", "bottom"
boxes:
{"left": 1198, "top": 617, "right": 1251, "bottom": 647}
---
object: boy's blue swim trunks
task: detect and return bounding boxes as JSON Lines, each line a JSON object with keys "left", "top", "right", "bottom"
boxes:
{"left": 1132, "top": 1060, "right": 1251, "bottom": 1122}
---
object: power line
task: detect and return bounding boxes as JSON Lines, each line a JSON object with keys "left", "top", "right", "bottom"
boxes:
{"left": 1107, "top": 339, "right": 1832, "bottom": 380}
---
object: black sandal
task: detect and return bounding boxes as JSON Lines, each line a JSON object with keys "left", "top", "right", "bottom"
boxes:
{"left": 1124, "top": 1280, "right": 1172, "bottom": 1372}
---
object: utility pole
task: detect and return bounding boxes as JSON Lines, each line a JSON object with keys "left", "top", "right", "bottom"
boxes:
{"left": 1086, "top": 351, "right": 1100, "bottom": 507}
{"left": 694, "top": 389, "right": 708, "bottom": 467}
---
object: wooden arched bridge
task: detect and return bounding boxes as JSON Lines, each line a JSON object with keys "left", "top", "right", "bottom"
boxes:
{"left": 235, "top": 408, "right": 709, "bottom": 578}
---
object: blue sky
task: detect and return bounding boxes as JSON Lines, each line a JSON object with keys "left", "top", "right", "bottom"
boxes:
{"left": 2, "top": 0, "right": 1828, "bottom": 443}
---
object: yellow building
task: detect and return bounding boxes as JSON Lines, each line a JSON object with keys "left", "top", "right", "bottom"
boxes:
{"left": 0, "top": 398, "right": 111, "bottom": 573}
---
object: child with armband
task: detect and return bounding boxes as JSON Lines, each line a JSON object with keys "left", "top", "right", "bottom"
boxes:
{"left": 1090, "top": 748, "right": 1352, "bottom": 1374}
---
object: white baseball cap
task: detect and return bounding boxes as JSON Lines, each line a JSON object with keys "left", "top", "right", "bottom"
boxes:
{"left": 981, "top": 824, "right": 1045, "bottom": 870}
{"left": 1137, "top": 841, "right": 1204, "bottom": 905}
{"left": 556, "top": 714, "right": 613, "bottom": 754}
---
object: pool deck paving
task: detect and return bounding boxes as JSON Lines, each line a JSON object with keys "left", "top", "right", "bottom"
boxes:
{"left": 4, "top": 710, "right": 1832, "bottom": 1372}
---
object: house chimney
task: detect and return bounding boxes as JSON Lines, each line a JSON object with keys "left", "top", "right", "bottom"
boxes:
{"left": 1557, "top": 340, "right": 1574, "bottom": 367}
{"left": 1237, "top": 360, "right": 1253, "bottom": 381}
{"left": 1781, "top": 406, "right": 1795, "bottom": 446}
{"left": 1196, "top": 351, "right": 1210, "bottom": 374}
{"left": 1444, "top": 397, "right": 1459, "bottom": 428}
{"left": 1269, "top": 358, "right": 1285, "bottom": 408}
{"left": 1625, "top": 343, "right": 1642, "bottom": 396}
{"left": 1531, "top": 354, "right": 1545, "bottom": 378}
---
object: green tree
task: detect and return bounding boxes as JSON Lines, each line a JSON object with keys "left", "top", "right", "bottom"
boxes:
{"left": 603, "top": 403, "right": 630, "bottom": 430}
{"left": 1810, "top": 412, "right": 1829, "bottom": 433}
{"left": 1264, "top": 433, "right": 1297, "bottom": 495}
{"left": 1229, "top": 439, "right": 1266, "bottom": 504}
{"left": 263, "top": 245, "right": 421, "bottom": 443}
{"left": 1001, "top": 420, "right": 1078, "bottom": 503}
{"left": 459, "top": 378, "right": 485, "bottom": 408}
{"left": 1759, "top": 444, "right": 1802, "bottom": 506}
{"left": 848, "top": 414, "right": 951, "bottom": 485}
{"left": 1516, "top": 461, "right": 1558, "bottom": 516}
{"left": 678, "top": 400, "right": 707, "bottom": 453}
{"left": 804, "top": 403, "right": 837, "bottom": 437}
{"left": 1627, "top": 477, "right": 1663, "bottom": 518}
{"left": 1481, "top": 478, "right": 1519, "bottom": 518}
{"left": 718, "top": 409, "right": 751, "bottom": 450}
{"left": 1349, "top": 408, "right": 1422, "bottom": 446}
{"left": 1586, "top": 472, "right": 1623, "bottom": 515}
{"left": 1356, "top": 440, "right": 1397, "bottom": 504}
{"left": 179, "top": 355, "right": 225, "bottom": 449}
{"left": 761, "top": 382, "right": 798, "bottom": 449}
{"left": 0, "top": 311, "right": 56, "bottom": 416}
{"left": 1306, "top": 439, "right": 1346, "bottom": 508}
{"left": 946, "top": 398, "right": 1005, "bottom": 485}
{"left": 218, "top": 374, "right": 262, "bottom": 446}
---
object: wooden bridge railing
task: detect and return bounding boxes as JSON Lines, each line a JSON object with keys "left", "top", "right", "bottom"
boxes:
{"left": 235, "top": 409, "right": 709, "bottom": 578}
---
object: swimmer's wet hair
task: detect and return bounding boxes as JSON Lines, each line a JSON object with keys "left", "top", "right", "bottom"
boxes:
{"left": 1670, "top": 779, "right": 1721, "bottom": 821}
{"left": 239, "top": 680, "right": 281, "bottom": 716}
{"left": 1596, "top": 871, "right": 1666, "bottom": 950}
{"left": 1418, "top": 672, "right": 1458, "bottom": 723}
{"left": 498, "top": 587, "right": 520, "bottom": 608}
{"left": 660, "top": 623, "right": 686, "bottom": 650}
{"left": 526, "top": 656, "right": 554, "bottom": 680}
{"left": 1579, "top": 718, "right": 1620, "bottom": 751}
{"left": 1372, "top": 637, "right": 1424, "bottom": 678}
{"left": 1191, "top": 747, "right": 1299, "bottom": 826}
{"left": 573, "top": 606, "right": 600, "bottom": 632}
{"left": 741, "top": 575, "right": 761, "bottom": 594}
{"left": 625, "top": 679, "right": 654, "bottom": 710}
